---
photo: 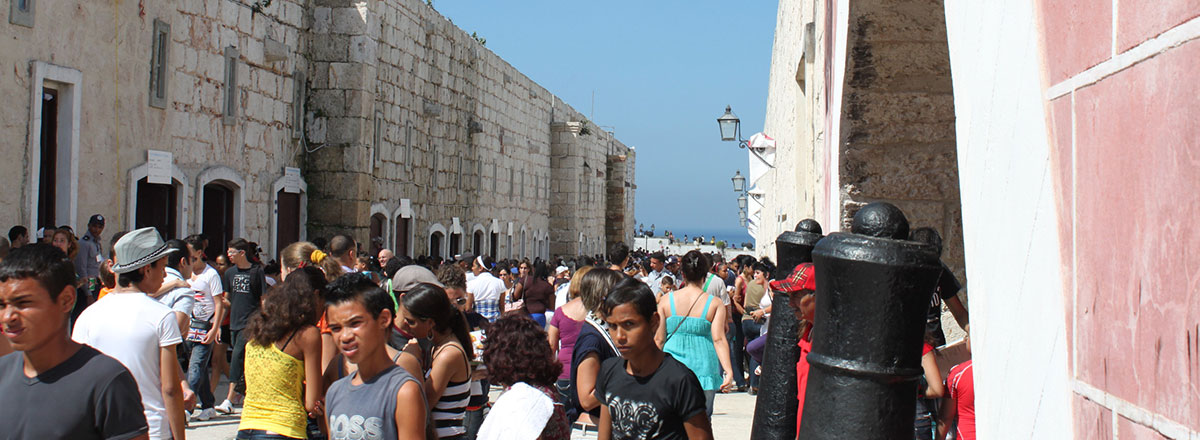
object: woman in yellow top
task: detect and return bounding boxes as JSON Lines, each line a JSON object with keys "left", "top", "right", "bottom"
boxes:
{"left": 237, "top": 267, "right": 326, "bottom": 440}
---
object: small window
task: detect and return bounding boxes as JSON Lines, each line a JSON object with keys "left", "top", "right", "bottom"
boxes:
{"left": 373, "top": 110, "right": 382, "bottom": 168}
{"left": 491, "top": 163, "right": 497, "bottom": 192}
{"left": 404, "top": 121, "right": 413, "bottom": 171}
{"left": 456, "top": 156, "right": 463, "bottom": 187}
{"left": 430, "top": 150, "right": 438, "bottom": 187}
{"left": 520, "top": 171, "right": 525, "bottom": 198}
{"left": 291, "top": 70, "right": 305, "bottom": 139}
{"left": 509, "top": 168, "right": 514, "bottom": 201}
{"left": 149, "top": 19, "right": 171, "bottom": 108}
{"left": 10, "top": 0, "right": 34, "bottom": 27}
{"left": 222, "top": 46, "right": 239, "bottom": 125}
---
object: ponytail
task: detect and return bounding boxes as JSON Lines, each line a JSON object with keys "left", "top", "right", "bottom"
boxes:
{"left": 446, "top": 309, "right": 475, "bottom": 361}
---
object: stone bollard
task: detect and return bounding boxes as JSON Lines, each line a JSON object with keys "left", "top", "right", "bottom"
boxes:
{"left": 796, "top": 203, "right": 942, "bottom": 440}
{"left": 750, "top": 219, "right": 823, "bottom": 440}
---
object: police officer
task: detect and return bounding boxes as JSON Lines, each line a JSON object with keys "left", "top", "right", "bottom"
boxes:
{"left": 75, "top": 214, "right": 105, "bottom": 298}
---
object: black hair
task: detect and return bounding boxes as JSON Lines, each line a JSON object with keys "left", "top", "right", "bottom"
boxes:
{"left": 600, "top": 277, "right": 658, "bottom": 321}
{"left": 8, "top": 226, "right": 27, "bottom": 242}
{"left": 183, "top": 235, "right": 205, "bottom": 258}
{"left": 649, "top": 252, "right": 666, "bottom": 262}
{"left": 909, "top": 227, "right": 944, "bottom": 257}
{"left": 326, "top": 272, "right": 395, "bottom": 323}
{"left": 0, "top": 244, "right": 77, "bottom": 300}
{"left": 402, "top": 283, "right": 474, "bottom": 361}
{"left": 264, "top": 259, "right": 281, "bottom": 277}
{"left": 227, "top": 238, "right": 253, "bottom": 254}
{"left": 329, "top": 234, "right": 356, "bottom": 259}
{"left": 311, "top": 237, "right": 328, "bottom": 252}
{"left": 680, "top": 250, "right": 710, "bottom": 284}
{"left": 244, "top": 269, "right": 322, "bottom": 346}
{"left": 117, "top": 266, "right": 148, "bottom": 287}
{"left": 532, "top": 260, "right": 552, "bottom": 280}
{"left": 735, "top": 255, "right": 757, "bottom": 272}
{"left": 383, "top": 258, "right": 403, "bottom": 279}
{"left": 165, "top": 239, "right": 188, "bottom": 270}
{"left": 752, "top": 261, "right": 775, "bottom": 277}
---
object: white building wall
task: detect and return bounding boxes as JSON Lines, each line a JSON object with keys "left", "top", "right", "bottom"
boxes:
{"left": 943, "top": 1, "right": 1072, "bottom": 438}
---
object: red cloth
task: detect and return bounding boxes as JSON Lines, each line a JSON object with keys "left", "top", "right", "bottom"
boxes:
{"left": 948, "top": 360, "right": 975, "bottom": 440}
{"left": 922, "top": 342, "right": 934, "bottom": 356}
{"left": 795, "top": 329, "right": 812, "bottom": 436}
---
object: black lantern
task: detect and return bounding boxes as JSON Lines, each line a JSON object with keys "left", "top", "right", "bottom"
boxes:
{"left": 718, "top": 105, "right": 740, "bottom": 142}
{"left": 732, "top": 170, "right": 746, "bottom": 192}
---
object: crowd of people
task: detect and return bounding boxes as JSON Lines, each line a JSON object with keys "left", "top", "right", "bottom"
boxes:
{"left": 0, "top": 217, "right": 976, "bottom": 440}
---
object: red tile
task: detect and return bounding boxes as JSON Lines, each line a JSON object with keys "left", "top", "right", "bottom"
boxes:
{"left": 1038, "top": 0, "right": 1113, "bottom": 83}
{"left": 1117, "top": 417, "right": 1170, "bottom": 440}
{"left": 1048, "top": 95, "right": 1076, "bottom": 374}
{"left": 1074, "top": 394, "right": 1113, "bottom": 439}
{"left": 1118, "top": 0, "right": 1200, "bottom": 52}
{"left": 1072, "top": 38, "right": 1200, "bottom": 430}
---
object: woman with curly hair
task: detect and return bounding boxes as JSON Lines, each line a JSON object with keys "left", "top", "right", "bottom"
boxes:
{"left": 236, "top": 267, "right": 326, "bottom": 440}
{"left": 478, "top": 315, "right": 570, "bottom": 440}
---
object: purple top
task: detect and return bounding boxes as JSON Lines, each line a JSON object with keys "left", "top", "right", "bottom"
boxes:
{"left": 550, "top": 306, "right": 584, "bottom": 379}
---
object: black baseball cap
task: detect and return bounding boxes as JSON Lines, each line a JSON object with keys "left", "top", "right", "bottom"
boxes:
{"left": 88, "top": 214, "right": 105, "bottom": 226}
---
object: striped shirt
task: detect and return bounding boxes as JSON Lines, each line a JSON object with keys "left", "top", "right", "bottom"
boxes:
{"left": 425, "top": 344, "right": 471, "bottom": 438}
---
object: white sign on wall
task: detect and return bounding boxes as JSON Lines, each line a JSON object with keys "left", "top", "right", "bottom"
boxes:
{"left": 283, "top": 167, "right": 302, "bottom": 194}
{"left": 400, "top": 199, "right": 412, "bottom": 219}
{"left": 146, "top": 150, "right": 173, "bottom": 184}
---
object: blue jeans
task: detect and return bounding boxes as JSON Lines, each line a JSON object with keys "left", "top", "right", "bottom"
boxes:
{"left": 727, "top": 315, "right": 747, "bottom": 387}
{"left": 186, "top": 340, "right": 215, "bottom": 409}
{"left": 741, "top": 319, "right": 764, "bottom": 388}
{"left": 530, "top": 313, "right": 547, "bottom": 328}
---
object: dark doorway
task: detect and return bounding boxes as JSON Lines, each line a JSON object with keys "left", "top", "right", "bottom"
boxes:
{"left": 472, "top": 231, "right": 483, "bottom": 256}
{"left": 202, "top": 183, "right": 235, "bottom": 261}
{"left": 37, "top": 88, "right": 58, "bottom": 228}
{"left": 277, "top": 190, "right": 301, "bottom": 257}
{"left": 429, "top": 232, "right": 443, "bottom": 258}
{"left": 490, "top": 232, "right": 498, "bottom": 258}
{"left": 395, "top": 218, "right": 410, "bottom": 257}
{"left": 369, "top": 213, "right": 386, "bottom": 257}
{"left": 136, "top": 178, "right": 177, "bottom": 239}
{"left": 449, "top": 233, "right": 461, "bottom": 258}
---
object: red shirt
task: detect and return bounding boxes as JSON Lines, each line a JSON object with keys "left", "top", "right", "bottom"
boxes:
{"left": 795, "top": 328, "right": 812, "bottom": 436}
{"left": 948, "top": 360, "right": 975, "bottom": 440}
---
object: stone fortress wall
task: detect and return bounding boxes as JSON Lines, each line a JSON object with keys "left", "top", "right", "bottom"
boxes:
{"left": 0, "top": 0, "right": 634, "bottom": 261}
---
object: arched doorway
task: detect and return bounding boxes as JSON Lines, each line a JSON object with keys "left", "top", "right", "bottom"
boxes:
{"left": 429, "top": 231, "right": 444, "bottom": 259}
{"left": 136, "top": 178, "right": 178, "bottom": 239}
{"left": 201, "top": 181, "right": 237, "bottom": 260}
{"left": 395, "top": 217, "right": 411, "bottom": 258}
{"left": 369, "top": 213, "right": 387, "bottom": 257}
{"left": 472, "top": 230, "right": 484, "bottom": 256}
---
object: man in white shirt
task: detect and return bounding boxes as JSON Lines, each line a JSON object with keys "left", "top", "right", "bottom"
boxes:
{"left": 640, "top": 252, "right": 668, "bottom": 293}
{"left": 183, "top": 235, "right": 226, "bottom": 421}
{"left": 466, "top": 255, "right": 505, "bottom": 322}
{"left": 329, "top": 234, "right": 358, "bottom": 274}
{"left": 72, "top": 227, "right": 189, "bottom": 440}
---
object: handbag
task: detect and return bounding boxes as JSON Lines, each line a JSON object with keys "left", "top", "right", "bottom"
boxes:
{"left": 185, "top": 318, "right": 211, "bottom": 343}
{"left": 502, "top": 286, "right": 525, "bottom": 314}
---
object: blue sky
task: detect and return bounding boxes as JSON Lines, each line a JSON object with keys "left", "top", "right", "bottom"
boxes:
{"left": 435, "top": 1, "right": 779, "bottom": 243}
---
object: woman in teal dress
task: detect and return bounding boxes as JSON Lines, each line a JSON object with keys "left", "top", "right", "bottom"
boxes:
{"left": 656, "top": 250, "right": 734, "bottom": 417}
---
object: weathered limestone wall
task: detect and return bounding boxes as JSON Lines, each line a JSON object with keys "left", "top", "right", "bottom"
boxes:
{"left": 305, "top": 0, "right": 634, "bottom": 260}
{"left": 758, "top": 0, "right": 825, "bottom": 257}
{"left": 0, "top": 0, "right": 307, "bottom": 248}
{"left": 838, "top": 0, "right": 963, "bottom": 283}
{"left": 0, "top": 0, "right": 634, "bottom": 261}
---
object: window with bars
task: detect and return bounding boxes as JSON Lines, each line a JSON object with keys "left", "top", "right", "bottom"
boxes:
{"left": 222, "top": 46, "right": 239, "bottom": 125}
{"left": 292, "top": 70, "right": 305, "bottom": 139}
{"left": 10, "top": 0, "right": 33, "bottom": 27}
{"left": 149, "top": 19, "right": 171, "bottom": 108}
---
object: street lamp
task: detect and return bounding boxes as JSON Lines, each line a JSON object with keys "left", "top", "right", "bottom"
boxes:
{"left": 737, "top": 194, "right": 747, "bottom": 211}
{"left": 718, "top": 105, "right": 740, "bottom": 142}
{"left": 732, "top": 170, "right": 745, "bottom": 193}
{"left": 716, "top": 105, "right": 775, "bottom": 168}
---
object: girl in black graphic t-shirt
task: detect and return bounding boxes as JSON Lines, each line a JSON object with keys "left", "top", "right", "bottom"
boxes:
{"left": 594, "top": 278, "right": 712, "bottom": 440}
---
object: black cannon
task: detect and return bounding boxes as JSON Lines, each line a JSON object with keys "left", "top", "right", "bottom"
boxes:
{"left": 796, "top": 203, "right": 942, "bottom": 440}
{"left": 750, "top": 219, "right": 823, "bottom": 440}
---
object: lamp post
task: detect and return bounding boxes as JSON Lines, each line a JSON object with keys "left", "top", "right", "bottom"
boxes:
{"left": 732, "top": 170, "right": 746, "bottom": 193}
{"left": 717, "top": 105, "right": 775, "bottom": 168}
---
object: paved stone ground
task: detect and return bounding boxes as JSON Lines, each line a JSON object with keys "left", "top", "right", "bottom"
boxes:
{"left": 187, "top": 380, "right": 758, "bottom": 439}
